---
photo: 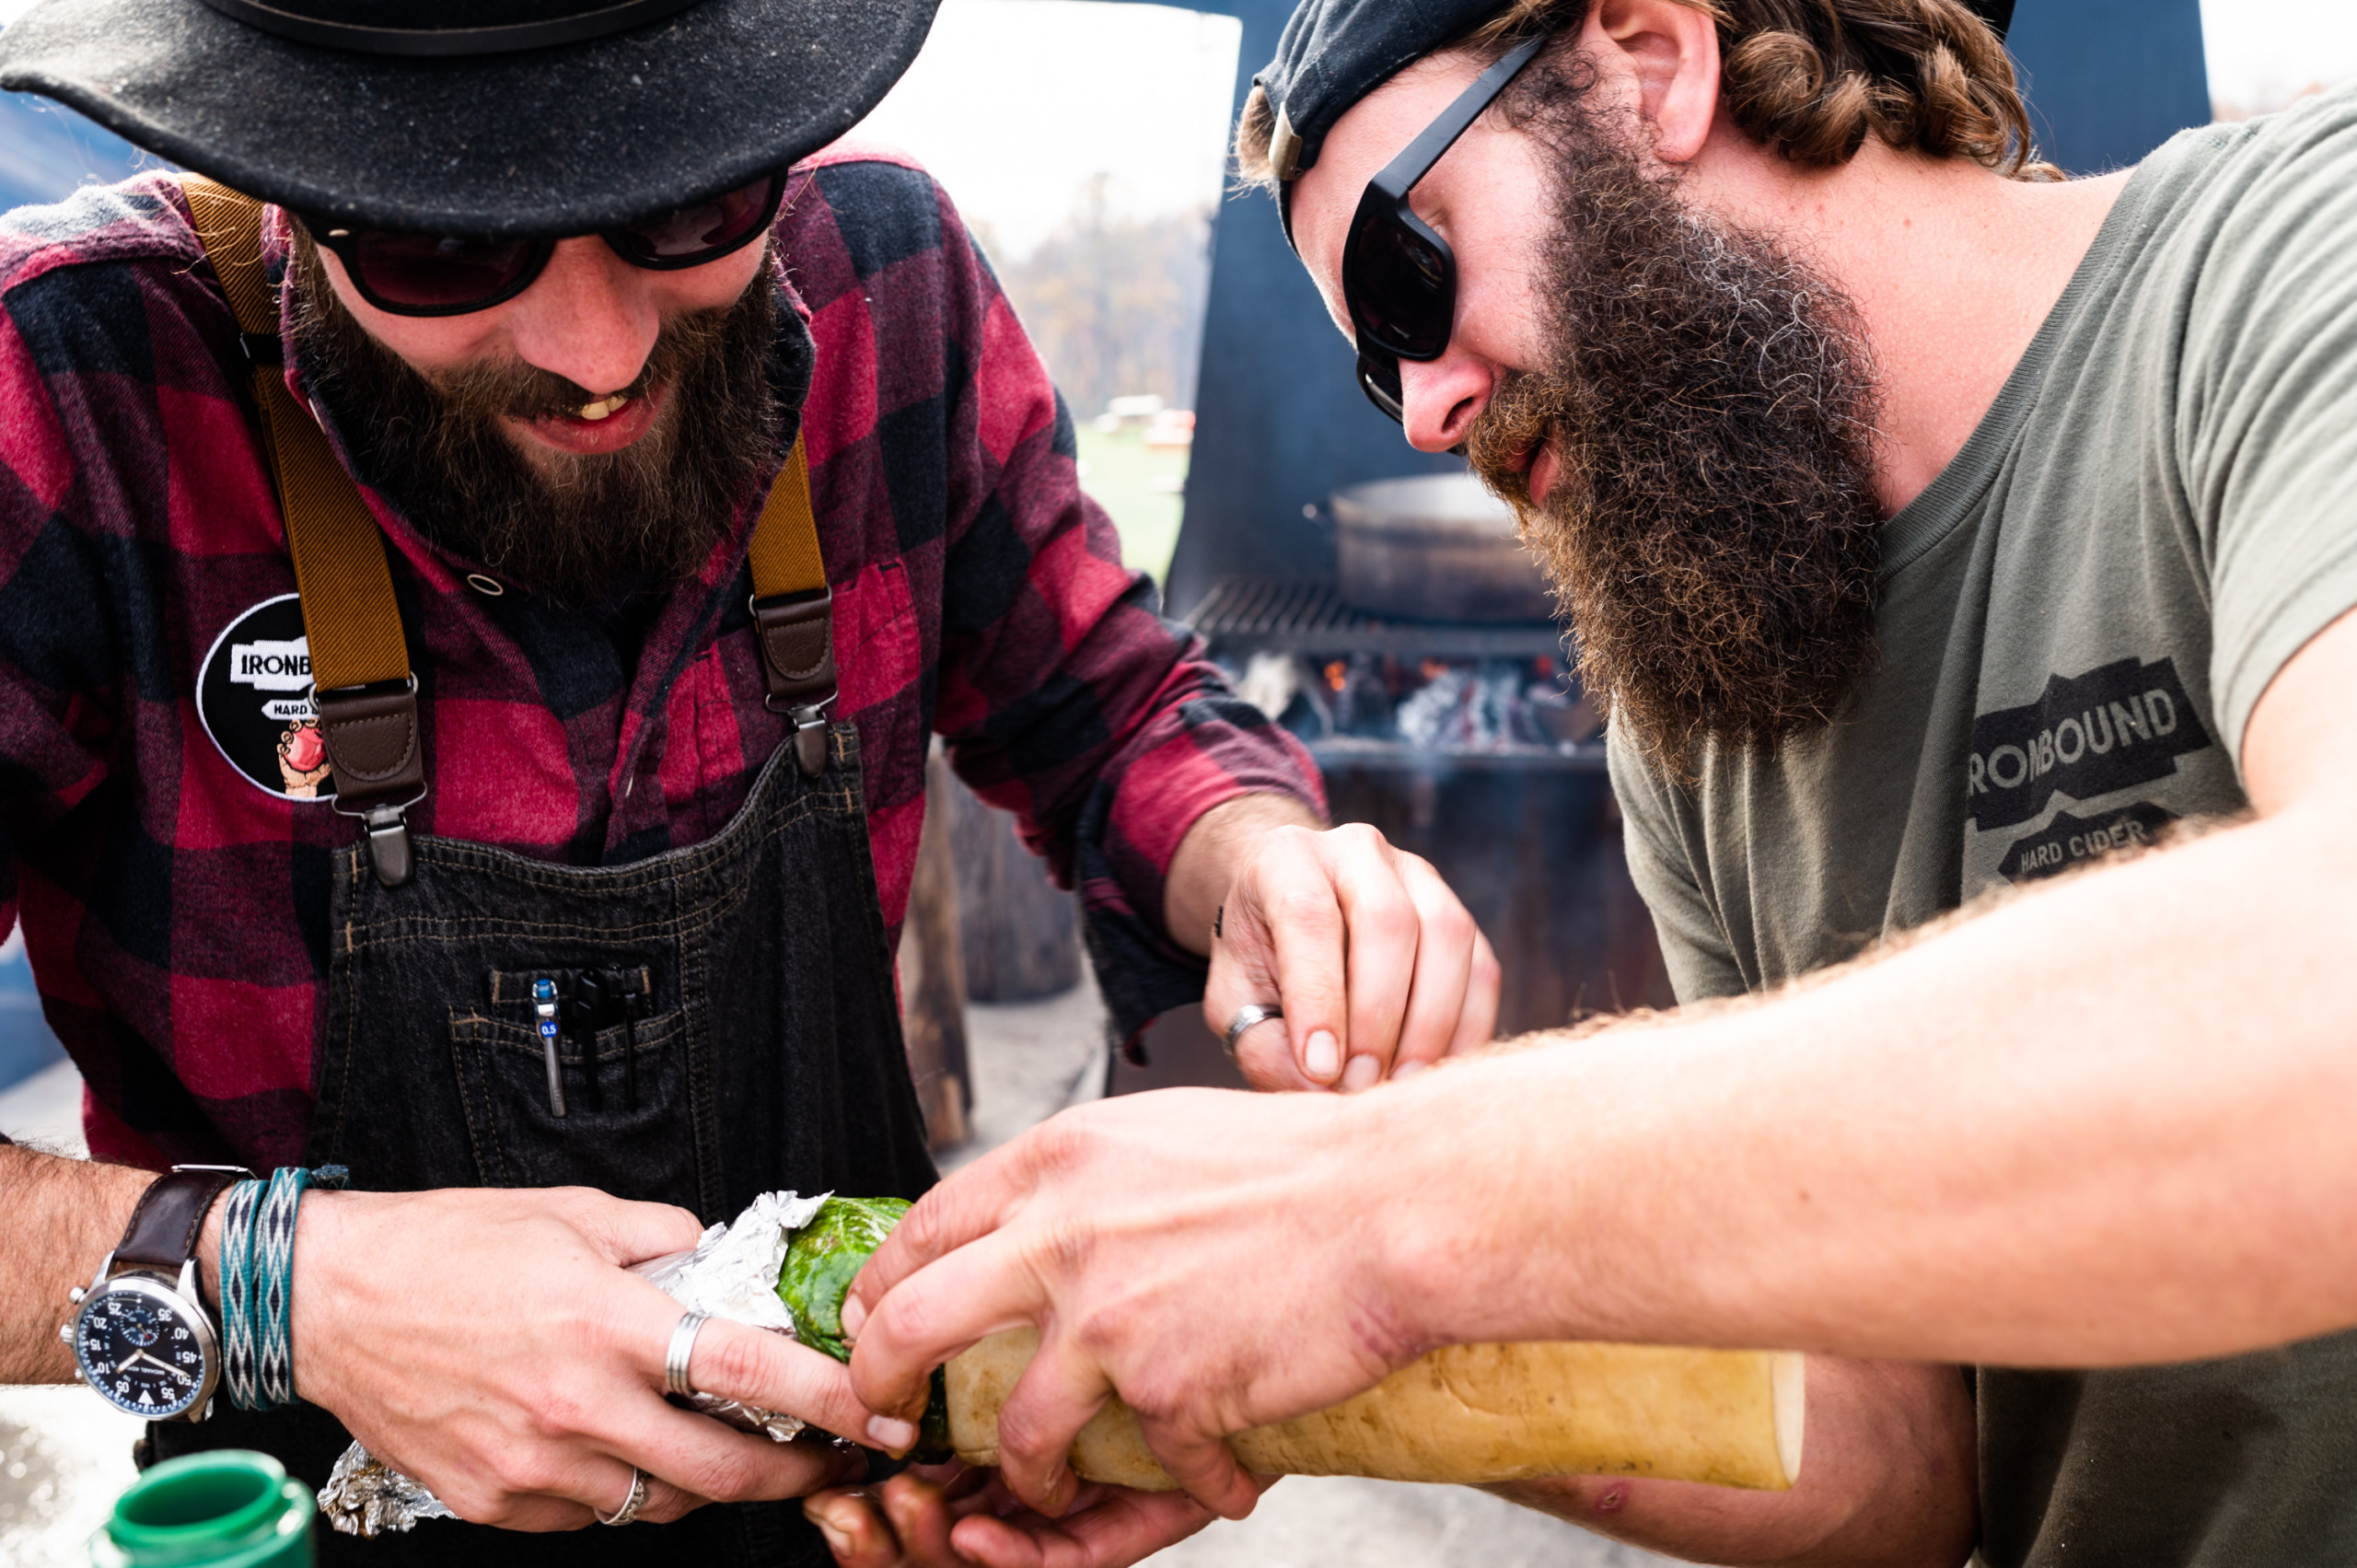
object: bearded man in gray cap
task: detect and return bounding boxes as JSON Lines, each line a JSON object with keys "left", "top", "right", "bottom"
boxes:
{"left": 0, "top": 1, "right": 1510, "bottom": 1563}
{"left": 833, "top": 2, "right": 2357, "bottom": 1566}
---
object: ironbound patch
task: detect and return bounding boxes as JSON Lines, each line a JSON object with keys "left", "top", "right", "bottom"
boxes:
{"left": 197, "top": 593, "right": 336, "bottom": 801}
{"left": 1966, "top": 656, "right": 2212, "bottom": 832}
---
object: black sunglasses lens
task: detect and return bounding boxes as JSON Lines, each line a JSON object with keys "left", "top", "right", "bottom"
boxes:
{"left": 1357, "top": 351, "right": 1406, "bottom": 424}
{"left": 1346, "top": 212, "right": 1452, "bottom": 360}
{"left": 345, "top": 231, "right": 540, "bottom": 311}
{"left": 607, "top": 173, "right": 782, "bottom": 265}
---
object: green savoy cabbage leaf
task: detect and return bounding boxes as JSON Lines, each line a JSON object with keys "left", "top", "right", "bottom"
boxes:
{"left": 776, "top": 1194, "right": 952, "bottom": 1461}
{"left": 776, "top": 1194, "right": 910, "bottom": 1362}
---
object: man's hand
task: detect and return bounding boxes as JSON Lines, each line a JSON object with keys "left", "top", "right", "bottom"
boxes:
{"left": 802, "top": 1464, "right": 1237, "bottom": 1568}
{"left": 1167, "top": 798, "right": 1501, "bottom": 1091}
{"left": 291, "top": 1185, "right": 882, "bottom": 1529}
{"left": 841, "top": 1087, "right": 1417, "bottom": 1522}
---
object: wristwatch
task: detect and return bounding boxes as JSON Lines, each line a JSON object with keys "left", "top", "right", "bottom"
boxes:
{"left": 61, "top": 1165, "right": 252, "bottom": 1422}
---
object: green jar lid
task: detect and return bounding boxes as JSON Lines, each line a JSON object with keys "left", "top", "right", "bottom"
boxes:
{"left": 91, "top": 1450, "right": 315, "bottom": 1568}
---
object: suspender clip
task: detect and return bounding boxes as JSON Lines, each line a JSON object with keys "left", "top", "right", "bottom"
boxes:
{"left": 788, "top": 701, "right": 833, "bottom": 777}
{"left": 361, "top": 802, "right": 416, "bottom": 890}
{"left": 750, "top": 587, "right": 838, "bottom": 776}
{"left": 313, "top": 676, "right": 428, "bottom": 889}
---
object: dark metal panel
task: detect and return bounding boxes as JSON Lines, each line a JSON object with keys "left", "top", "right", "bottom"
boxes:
{"left": 2007, "top": 0, "right": 2213, "bottom": 175}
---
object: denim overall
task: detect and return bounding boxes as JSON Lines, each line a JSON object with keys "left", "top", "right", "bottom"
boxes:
{"left": 152, "top": 726, "right": 940, "bottom": 1566}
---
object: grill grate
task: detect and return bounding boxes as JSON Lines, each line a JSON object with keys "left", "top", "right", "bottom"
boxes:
{"left": 1183, "top": 577, "right": 1566, "bottom": 659}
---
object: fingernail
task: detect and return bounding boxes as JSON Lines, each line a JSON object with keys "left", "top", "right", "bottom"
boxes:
{"left": 1041, "top": 1464, "right": 1076, "bottom": 1517}
{"left": 1391, "top": 1059, "right": 1427, "bottom": 1081}
{"left": 1305, "top": 1029, "right": 1341, "bottom": 1081}
{"left": 1341, "top": 1053, "right": 1383, "bottom": 1093}
{"left": 840, "top": 1295, "right": 867, "bottom": 1338}
{"left": 866, "top": 1414, "right": 917, "bottom": 1453}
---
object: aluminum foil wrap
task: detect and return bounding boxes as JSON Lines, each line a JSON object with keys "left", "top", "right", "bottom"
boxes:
{"left": 318, "top": 1189, "right": 832, "bottom": 1537}
{"left": 630, "top": 1188, "right": 830, "bottom": 1441}
{"left": 318, "top": 1442, "right": 456, "bottom": 1537}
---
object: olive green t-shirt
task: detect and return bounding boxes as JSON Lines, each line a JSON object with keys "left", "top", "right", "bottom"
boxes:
{"left": 1609, "top": 92, "right": 2357, "bottom": 1568}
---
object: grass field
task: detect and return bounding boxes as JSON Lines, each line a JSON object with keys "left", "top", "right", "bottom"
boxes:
{"left": 1074, "top": 422, "right": 1189, "bottom": 590}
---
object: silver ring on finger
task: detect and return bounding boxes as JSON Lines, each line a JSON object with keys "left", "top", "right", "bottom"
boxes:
{"left": 666, "top": 1310, "right": 710, "bottom": 1397}
{"left": 598, "top": 1467, "right": 648, "bottom": 1527}
{"left": 1223, "top": 1003, "right": 1283, "bottom": 1060}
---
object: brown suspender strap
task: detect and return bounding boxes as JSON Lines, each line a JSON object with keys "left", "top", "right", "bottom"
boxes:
{"left": 182, "top": 176, "right": 424, "bottom": 886}
{"left": 746, "top": 435, "right": 838, "bottom": 776}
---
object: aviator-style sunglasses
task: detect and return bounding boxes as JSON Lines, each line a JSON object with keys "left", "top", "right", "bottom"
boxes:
{"left": 304, "top": 169, "right": 789, "bottom": 318}
{"left": 1339, "top": 33, "right": 1550, "bottom": 424}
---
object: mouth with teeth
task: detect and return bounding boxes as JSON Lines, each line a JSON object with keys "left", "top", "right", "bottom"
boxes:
{"left": 512, "top": 383, "right": 664, "bottom": 456}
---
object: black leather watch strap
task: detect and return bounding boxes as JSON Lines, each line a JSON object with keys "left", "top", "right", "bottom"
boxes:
{"left": 114, "top": 1166, "right": 253, "bottom": 1271}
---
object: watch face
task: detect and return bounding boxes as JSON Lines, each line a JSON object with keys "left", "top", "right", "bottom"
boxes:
{"left": 74, "top": 1277, "right": 212, "bottom": 1420}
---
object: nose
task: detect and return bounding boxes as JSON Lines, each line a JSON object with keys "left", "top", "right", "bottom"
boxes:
{"left": 1398, "top": 350, "right": 1493, "bottom": 452}
{"left": 504, "top": 236, "right": 663, "bottom": 395}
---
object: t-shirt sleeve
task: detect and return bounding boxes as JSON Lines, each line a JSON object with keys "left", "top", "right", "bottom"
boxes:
{"left": 1607, "top": 729, "right": 1747, "bottom": 1005}
{"left": 2181, "top": 108, "right": 2357, "bottom": 761}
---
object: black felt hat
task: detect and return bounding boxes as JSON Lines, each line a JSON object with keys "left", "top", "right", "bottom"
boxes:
{"left": 0, "top": 0, "right": 941, "bottom": 235}
{"left": 1255, "top": 0, "right": 2016, "bottom": 184}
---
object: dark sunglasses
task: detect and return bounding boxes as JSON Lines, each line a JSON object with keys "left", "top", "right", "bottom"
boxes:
{"left": 1341, "top": 33, "right": 1550, "bottom": 425}
{"left": 305, "top": 170, "right": 789, "bottom": 318}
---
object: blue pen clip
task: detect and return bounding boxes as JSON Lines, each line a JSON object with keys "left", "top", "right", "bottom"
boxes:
{"left": 534, "top": 976, "right": 565, "bottom": 1118}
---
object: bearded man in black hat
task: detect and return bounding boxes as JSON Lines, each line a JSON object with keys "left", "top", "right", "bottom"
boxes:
{"left": 832, "top": 2, "right": 2357, "bottom": 1566}
{"left": 0, "top": 0, "right": 1512, "bottom": 1562}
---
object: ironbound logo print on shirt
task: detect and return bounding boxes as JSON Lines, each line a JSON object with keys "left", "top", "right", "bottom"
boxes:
{"left": 197, "top": 594, "right": 336, "bottom": 801}
{"left": 1996, "top": 801, "right": 2183, "bottom": 883}
{"left": 1966, "top": 656, "right": 2212, "bottom": 833}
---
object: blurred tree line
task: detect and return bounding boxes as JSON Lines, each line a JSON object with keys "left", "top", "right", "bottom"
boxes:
{"left": 990, "top": 174, "right": 1212, "bottom": 417}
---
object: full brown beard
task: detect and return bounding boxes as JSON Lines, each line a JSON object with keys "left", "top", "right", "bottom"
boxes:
{"left": 1464, "top": 63, "right": 1886, "bottom": 779}
{"left": 289, "top": 233, "right": 782, "bottom": 610}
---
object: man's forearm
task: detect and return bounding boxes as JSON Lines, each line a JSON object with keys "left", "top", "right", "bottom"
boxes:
{"left": 1162, "top": 793, "right": 1325, "bottom": 957}
{"left": 1370, "top": 788, "right": 2357, "bottom": 1367}
{"left": 0, "top": 1145, "right": 163, "bottom": 1381}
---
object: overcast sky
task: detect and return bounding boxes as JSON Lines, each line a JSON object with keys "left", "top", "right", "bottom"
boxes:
{"left": 2200, "top": 0, "right": 2357, "bottom": 110}
{"left": 3, "top": 0, "right": 2354, "bottom": 251}
{"left": 848, "top": 1, "right": 1240, "bottom": 257}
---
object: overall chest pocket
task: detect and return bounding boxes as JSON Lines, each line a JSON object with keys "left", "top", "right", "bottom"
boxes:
{"left": 449, "top": 964, "right": 708, "bottom": 1209}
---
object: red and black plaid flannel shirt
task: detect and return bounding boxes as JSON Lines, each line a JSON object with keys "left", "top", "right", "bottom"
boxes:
{"left": 0, "top": 146, "right": 1321, "bottom": 1171}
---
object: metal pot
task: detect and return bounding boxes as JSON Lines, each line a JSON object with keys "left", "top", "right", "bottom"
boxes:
{"left": 1331, "top": 473, "right": 1555, "bottom": 623}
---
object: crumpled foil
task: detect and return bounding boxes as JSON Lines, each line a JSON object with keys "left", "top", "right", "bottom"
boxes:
{"left": 317, "top": 1189, "right": 833, "bottom": 1536}
{"left": 318, "top": 1442, "right": 457, "bottom": 1537}
{"left": 629, "top": 1188, "right": 830, "bottom": 1443}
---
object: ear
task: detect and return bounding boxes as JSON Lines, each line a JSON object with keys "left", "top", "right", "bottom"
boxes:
{"left": 1586, "top": 0, "right": 1724, "bottom": 166}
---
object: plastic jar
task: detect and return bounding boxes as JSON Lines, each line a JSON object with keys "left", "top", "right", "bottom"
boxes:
{"left": 89, "top": 1449, "right": 314, "bottom": 1568}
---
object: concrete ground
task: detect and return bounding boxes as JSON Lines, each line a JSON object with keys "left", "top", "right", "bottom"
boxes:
{"left": 0, "top": 982, "right": 1679, "bottom": 1568}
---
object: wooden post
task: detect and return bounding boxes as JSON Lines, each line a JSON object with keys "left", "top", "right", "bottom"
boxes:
{"left": 948, "top": 775, "right": 1083, "bottom": 1003}
{"left": 902, "top": 746, "right": 972, "bottom": 1150}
